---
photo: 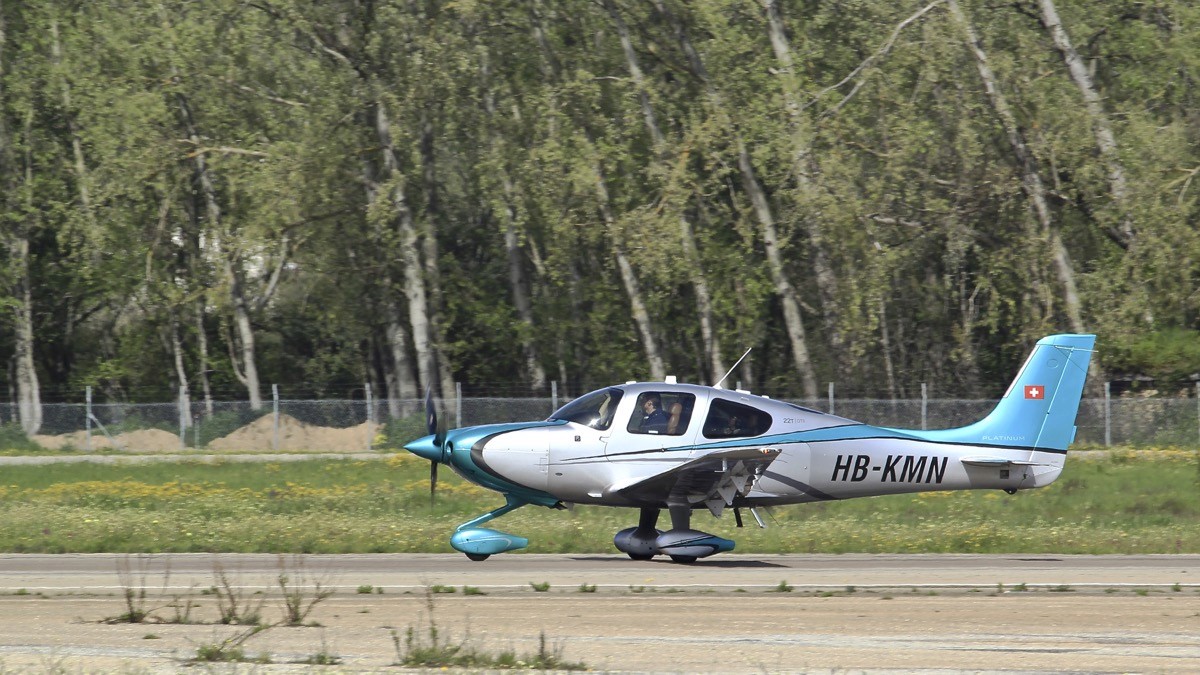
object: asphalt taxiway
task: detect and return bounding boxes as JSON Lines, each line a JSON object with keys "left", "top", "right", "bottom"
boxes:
{"left": 0, "top": 554, "right": 1196, "bottom": 673}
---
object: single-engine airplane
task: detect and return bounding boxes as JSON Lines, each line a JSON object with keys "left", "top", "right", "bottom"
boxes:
{"left": 405, "top": 333, "right": 1095, "bottom": 562}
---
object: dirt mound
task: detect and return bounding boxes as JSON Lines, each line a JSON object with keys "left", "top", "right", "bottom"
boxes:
{"left": 32, "top": 428, "right": 183, "bottom": 452}
{"left": 207, "top": 414, "right": 373, "bottom": 452}
{"left": 32, "top": 431, "right": 111, "bottom": 451}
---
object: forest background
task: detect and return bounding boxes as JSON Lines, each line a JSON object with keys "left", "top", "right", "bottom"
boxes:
{"left": 2, "top": 0, "right": 1199, "bottom": 437}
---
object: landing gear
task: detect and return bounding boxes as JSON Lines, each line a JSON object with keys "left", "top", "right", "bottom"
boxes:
{"left": 612, "top": 505, "right": 736, "bottom": 563}
{"left": 450, "top": 494, "right": 529, "bottom": 560}
{"left": 614, "top": 507, "right": 662, "bottom": 560}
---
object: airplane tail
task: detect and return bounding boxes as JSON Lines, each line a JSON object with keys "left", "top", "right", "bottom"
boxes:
{"left": 916, "top": 334, "right": 1096, "bottom": 452}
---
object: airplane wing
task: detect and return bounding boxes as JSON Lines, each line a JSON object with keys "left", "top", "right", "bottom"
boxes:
{"left": 609, "top": 447, "right": 782, "bottom": 516}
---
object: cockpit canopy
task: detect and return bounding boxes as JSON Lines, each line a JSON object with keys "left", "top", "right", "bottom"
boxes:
{"left": 550, "top": 384, "right": 780, "bottom": 439}
{"left": 549, "top": 387, "right": 624, "bottom": 430}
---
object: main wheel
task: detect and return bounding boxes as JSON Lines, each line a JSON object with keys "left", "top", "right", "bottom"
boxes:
{"left": 626, "top": 552, "right": 654, "bottom": 561}
{"left": 668, "top": 554, "right": 697, "bottom": 564}
{"left": 465, "top": 553, "right": 490, "bottom": 561}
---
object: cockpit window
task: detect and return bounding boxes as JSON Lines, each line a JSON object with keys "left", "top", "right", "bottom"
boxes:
{"left": 549, "top": 388, "right": 623, "bottom": 430}
{"left": 626, "top": 392, "right": 696, "bottom": 436}
{"left": 702, "top": 399, "right": 772, "bottom": 439}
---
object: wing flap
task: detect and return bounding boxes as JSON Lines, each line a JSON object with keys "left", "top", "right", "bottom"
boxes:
{"left": 607, "top": 447, "right": 782, "bottom": 508}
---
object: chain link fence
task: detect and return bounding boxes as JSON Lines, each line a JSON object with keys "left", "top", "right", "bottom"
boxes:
{"left": 4, "top": 390, "right": 1199, "bottom": 452}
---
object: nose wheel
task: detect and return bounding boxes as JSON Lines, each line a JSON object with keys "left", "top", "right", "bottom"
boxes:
{"left": 450, "top": 495, "right": 530, "bottom": 560}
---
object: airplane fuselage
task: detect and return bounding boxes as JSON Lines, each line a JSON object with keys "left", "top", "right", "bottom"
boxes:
{"left": 464, "top": 382, "right": 1063, "bottom": 510}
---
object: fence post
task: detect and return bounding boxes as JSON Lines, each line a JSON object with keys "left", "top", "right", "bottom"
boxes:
{"left": 365, "top": 382, "right": 373, "bottom": 452}
{"left": 551, "top": 380, "right": 558, "bottom": 413}
{"left": 1104, "top": 381, "right": 1111, "bottom": 447}
{"left": 920, "top": 383, "right": 927, "bottom": 431}
{"left": 828, "top": 382, "right": 835, "bottom": 415}
{"left": 85, "top": 386, "right": 92, "bottom": 453}
{"left": 178, "top": 385, "right": 186, "bottom": 451}
{"left": 272, "top": 384, "right": 280, "bottom": 451}
{"left": 455, "top": 382, "right": 462, "bottom": 428}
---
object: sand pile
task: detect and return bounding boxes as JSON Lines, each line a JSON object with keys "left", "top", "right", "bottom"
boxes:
{"left": 33, "top": 428, "right": 184, "bottom": 452}
{"left": 207, "top": 414, "right": 373, "bottom": 452}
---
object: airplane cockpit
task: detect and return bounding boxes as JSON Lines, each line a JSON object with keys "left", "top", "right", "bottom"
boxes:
{"left": 549, "top": 382, "right": 787, "bottom": 443}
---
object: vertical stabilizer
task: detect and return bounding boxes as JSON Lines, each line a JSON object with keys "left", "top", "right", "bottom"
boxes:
{"left": 918, "top": 334, "right": 1096, "bottom": 451}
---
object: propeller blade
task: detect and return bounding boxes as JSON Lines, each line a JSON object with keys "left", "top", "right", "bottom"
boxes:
{"left": 424, "top": 389, "right": 438, "bottom": 436}
{"left": 430, "top": 461, "right": 438, "bottom": 507}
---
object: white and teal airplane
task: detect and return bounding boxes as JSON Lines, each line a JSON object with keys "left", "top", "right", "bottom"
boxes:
{"left": 405, "top": 333, "right": 1095, "bottom": 562}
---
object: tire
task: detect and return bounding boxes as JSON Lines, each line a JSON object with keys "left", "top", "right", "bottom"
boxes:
{"left": 465, "top": 553, "right": 490, "bottom": 562}
{"left": 668, "top": 555, "right": 697, "bottom": 564}
{"left": 626, "top": 552, "right": 654, "bottom": 561}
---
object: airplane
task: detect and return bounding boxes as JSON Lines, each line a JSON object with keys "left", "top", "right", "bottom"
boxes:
{"left": 404, "top": 333, "right": 1095, "bottom": 562}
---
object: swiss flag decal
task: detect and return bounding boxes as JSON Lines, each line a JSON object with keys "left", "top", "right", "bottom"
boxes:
{"left": 1024, "top": 385, "right": 1045, "bottom": 400}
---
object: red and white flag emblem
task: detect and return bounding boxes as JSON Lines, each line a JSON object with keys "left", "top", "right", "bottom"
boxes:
{"left": 1024, "top": 385, "right": 1044, "bottom": 400}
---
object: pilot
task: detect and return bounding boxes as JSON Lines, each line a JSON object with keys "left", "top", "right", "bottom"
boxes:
{"left": 638, "top": 394, "right": 670, "bottom": 433}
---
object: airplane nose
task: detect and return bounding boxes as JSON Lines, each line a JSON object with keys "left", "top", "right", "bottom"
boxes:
{"left": 404, "top": 434, "right": 441, "bottom": 462}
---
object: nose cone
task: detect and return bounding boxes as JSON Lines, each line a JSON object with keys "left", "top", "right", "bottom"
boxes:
{"left": 404, "top": 434, "right": 441, "bottom": 462}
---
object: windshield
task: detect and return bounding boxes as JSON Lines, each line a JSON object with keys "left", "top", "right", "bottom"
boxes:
{"left": 549, "top": 388, "right": 624, "bottom": 430}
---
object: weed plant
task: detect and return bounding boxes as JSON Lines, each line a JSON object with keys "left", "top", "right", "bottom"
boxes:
{"left": 394, "top": 586, "right": 585, "bottom": 670}
{"left": 0, "top": 451, "right": 1196, "bottom": 553}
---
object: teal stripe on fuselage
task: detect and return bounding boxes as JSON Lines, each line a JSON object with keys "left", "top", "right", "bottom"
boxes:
{"left": 688, "top": 423, "right": 1062, "bottom": 454}
{"left": 689, "top": 424, "right": 919, "bottom": 452}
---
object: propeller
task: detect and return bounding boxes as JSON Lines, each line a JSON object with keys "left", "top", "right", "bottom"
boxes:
{"left": 424, "top": 389, "right": 447, "bottom": 507}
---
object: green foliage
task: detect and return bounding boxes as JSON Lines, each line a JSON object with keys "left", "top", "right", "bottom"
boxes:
{"left": 1116, "top": 329, "right": 1200, "bottom": 385}
{"left": 4, "top": 0, "right": 1200, "bottom": 407}
{"left": 0, "top": 425, "right": 41, "bottom": 453}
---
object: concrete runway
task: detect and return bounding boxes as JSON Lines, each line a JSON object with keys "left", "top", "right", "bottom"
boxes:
{"left": 0, "top": 554, "right": 1197, "bottom": 673}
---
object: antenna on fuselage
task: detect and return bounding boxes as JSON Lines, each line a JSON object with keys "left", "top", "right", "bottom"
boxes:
{"left": 712, "top": 348, "right": 752, "bottom": 389}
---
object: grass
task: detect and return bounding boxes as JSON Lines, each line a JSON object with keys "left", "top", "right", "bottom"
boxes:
{"left": 0, "top": 450, "right": 1195, "bottom": 554}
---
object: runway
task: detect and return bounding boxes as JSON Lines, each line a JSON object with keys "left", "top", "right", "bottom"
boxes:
{"left": 0, "top": 554, "right": 1196, "bottom": 672}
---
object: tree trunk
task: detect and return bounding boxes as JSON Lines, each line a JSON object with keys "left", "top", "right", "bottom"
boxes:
{"left": 418, "top": 111, "right": 457, "bottom": 400}
{"left": 50, "top": 18, "right": 96, "bottom": 229}
{"left": 605, "top": 0, "right": 726, "bottom": 382}
{"left": 594, "top": 165, "right": 666, "bottom": 381}
{"left": 947, "top": 0, "right": 1085, "bottom": 334}
{"left": 737, "top": 138, "right": 820, "bottom": 399}
{"left": 762, "top": 0, "right": 844, "bottom": 367}
{"left": 169, "top": 313, "right": 191, "bottom": 428}
{"left": 362, "top": 154, "right": 419, "bottom": 415}
{"left": 480, "top": 46, "right": 548, "bottom": 392}
{"left": 1037, "top": 0, "right": 1134, "bottom": 248}
{"left": 194, "top": 302, "right": 213, "bottom": 418}
{"left": 0, "top": 5, "right": 41, "bottom": 435}
{"left": 174, "top": 87, "right": 263, "bottom": 409}
{"left": 502, "top": 188, "right": 549, "bottom": 391}
{"left": 375, "top": 101, "right": 438, "bottom": 397}
{"left": 12, "top": 233, "right": 41, "bottom": 436}
{"left": 656, "top": 0, "right": 819, "bottom": 398}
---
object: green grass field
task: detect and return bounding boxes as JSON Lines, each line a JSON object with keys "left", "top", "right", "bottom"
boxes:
{"left": 0, "top": 450, "right": 1196, "bottom": 554}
